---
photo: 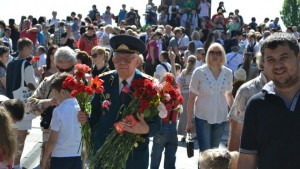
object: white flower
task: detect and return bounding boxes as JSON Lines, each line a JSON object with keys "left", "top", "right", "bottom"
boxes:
{"left": 164, "top": 93, "right": 171, "bottom": 101}
{"left": 157, "top": 102, "right": 168, "bottom": 118}
{"left": 177, "top": 105, "right": 183, "bottom": 113}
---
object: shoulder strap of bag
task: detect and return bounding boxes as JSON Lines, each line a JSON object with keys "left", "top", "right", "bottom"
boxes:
{"left": 160, "top": 63, "right": 170, "bottom": 72}
{"left": 20, "top": 60, "right": 26, "bottom": 88}
{"left": 227, "top": 53, "right": 238, "bottom": 65}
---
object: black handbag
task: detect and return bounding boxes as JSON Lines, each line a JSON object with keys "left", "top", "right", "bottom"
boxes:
{"left": 186, "top": 133, "right": 194, "bottom": 158}
{"left": 40, "top": 89, "right": 55, "bottom": 129}
{"left": 40, "top": 106, "right": 55, "bottom": 129}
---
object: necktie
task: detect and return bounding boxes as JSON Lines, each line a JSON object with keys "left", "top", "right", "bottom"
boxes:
{"left": 120, "top": 80, "right": 128, "bottom": 105}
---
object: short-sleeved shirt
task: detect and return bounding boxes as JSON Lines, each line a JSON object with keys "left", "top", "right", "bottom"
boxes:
{"left": 189, "top": 65, "right": 233, "bottom": 124}
{"left": 146, "top": 40, "right": 159, "bottom": 61}
{"left": 169, "top": 37, "right": 179, "bottom": 50}
{"left": 154, "top": 62, "right": 171, "bottom": 82}
{"left": 228, "top": 73, "right": 268, "bottom": 123}
{"left": 50, "top": 98, "right": 81, "bottom": 157}
{"left": 240, "top": 82, "right": 300, "bottom": 169}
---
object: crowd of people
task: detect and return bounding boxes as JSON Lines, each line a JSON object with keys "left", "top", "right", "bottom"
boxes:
{"left": 0, "top": 0, "right": 300, "bottom": 169}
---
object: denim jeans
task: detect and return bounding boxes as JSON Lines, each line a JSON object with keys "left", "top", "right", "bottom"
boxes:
{"left": 50, "top": 156, "right": 82, "bottom": 169}
{"left": 150, "top": 122, "right": 178, "bottom": 169}
{"left": 195, "top": 118, "right": 226, "bottom": 152}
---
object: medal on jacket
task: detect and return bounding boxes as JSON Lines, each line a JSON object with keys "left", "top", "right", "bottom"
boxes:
{"left": 109, "top": 75, "right": 114, "bottom": 86}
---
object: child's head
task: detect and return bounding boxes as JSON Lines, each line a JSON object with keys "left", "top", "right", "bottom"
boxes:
{"left": 199, "top": 148, "right": 239, "bottom": 169}
{"left": 50, "top": 73, "right": 73, "bottom": 103}
{"left": 159, "top": 51, "right": 170, "bottom": 63}
{"left": 0, "top": 107, "right": 17, "bottom": 162}
{"left": 1, "top": 99, "right": 24, "bottom": 123}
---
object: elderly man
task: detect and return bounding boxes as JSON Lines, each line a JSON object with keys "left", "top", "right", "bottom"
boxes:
{"left": 238, "top": 33, "right": 300, "bottom": 169}
{"left": 27, "top": 46, "right": 77, "bottom": 167}
{"left": 78, "top": 35, "right": 161, "bottom": 169}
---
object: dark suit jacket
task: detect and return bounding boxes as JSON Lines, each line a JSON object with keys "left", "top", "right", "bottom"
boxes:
{"left": 90, "top": 69, "right": 161, "bottom": 169}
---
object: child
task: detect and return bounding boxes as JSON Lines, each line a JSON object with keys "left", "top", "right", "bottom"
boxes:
{"left": 150, "top": 73, "right": 183, "bottom": 169}
{"left": 0, "top": 107, "right": 17, "bottom": 169}
{"left": 41, "top": 73, "right": 81, "bottom": 169}
{"left": 1, "top": 99, "right": 25, "bottom": 123}
{"left": 199, "top": 148, "right": 239, "bottom": 169}
{"left": 154, "top": 51, "right": 171, "bottom": 82}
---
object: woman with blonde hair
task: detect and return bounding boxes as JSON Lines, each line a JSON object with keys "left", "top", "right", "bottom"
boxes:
{"left": 177, "top": 55, "right": 196, "bottom": 141}
{"left": 90, "top": 46, "right": 110, "bottom": 77}
{"left": 0, "top": 107, "right": 17, "bottom": 168}
{"left": 187, "top": 43, "right": 234, "bottom": 152}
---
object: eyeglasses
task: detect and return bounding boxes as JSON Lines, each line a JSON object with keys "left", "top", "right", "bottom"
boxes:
{"left": 56, "top": 65, "right": 74, "bottom": 72}
{"left": 113, "top": 56, "right": 136, "bottom": 63}
{"left": 209, "top": 51, "right": 222, "bottom": 56}
{"left": 91, "top": 53, "right": 98, "bottom": 58}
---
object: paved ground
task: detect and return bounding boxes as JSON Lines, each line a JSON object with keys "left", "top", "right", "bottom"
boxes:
{"left": 20, "top": 117, "right": 229, "bottom": 169}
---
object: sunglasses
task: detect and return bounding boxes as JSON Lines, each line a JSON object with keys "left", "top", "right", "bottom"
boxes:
{"left": 209, "top": 51, "right": 222, "bottom": 56}
{"left": 56, "top": 65, "right": 74, "bottom": 72}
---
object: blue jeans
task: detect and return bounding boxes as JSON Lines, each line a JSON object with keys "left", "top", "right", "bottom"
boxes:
{"left": 50, "top": 156, "right": 82, "bottom": 169}
{"left": 195, "top": 118, "right": 226, "bottom": 152}
{"left": 150, "top": 122, "right": 178, "bottom": 169}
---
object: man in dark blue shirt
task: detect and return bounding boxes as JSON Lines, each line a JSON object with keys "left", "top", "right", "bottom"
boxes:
{"left": 238, "top": 33, "right": 300, "bottom": 169}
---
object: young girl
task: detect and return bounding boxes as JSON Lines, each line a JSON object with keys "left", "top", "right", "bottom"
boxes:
{"left": 0, "top": 107, "right": 17, "bottom": 169}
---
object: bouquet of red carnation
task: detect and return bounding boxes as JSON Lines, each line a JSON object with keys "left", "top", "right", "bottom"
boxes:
{"left": 158, "top": 73, "right": 184, "bottom": 119}
{"left": 89, "top": 78, "right": 161, "bottom": 169}
{"left": 30, "top": 55, "right": 40, "bottom": 68}
{"left": 30, "top": 55, "right": 40, "bottom": 64}
{"left": 62, "top": 64, "right": 104, "bottom": 158}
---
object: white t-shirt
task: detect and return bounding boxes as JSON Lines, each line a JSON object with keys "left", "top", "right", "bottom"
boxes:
{"left": 189, "top": 65, "right": 233, "bottom": 124}
{"left": 37, "top": 53, "right": 46, "bottom": 68}
{"left": 225, "top": 52, "right": 243, "bottom": 72}
{"left": 154, "top": 62, "right": 171, "bottom": 82}
{"left": 50, "top": 98, "right": 81, "bottom": 157}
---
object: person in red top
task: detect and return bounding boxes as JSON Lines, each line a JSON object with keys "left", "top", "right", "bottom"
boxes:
{"left": 19, "top": 19, "right": 37, "bottom": 45}
{"left": 78, "top": 24, "right": 99, "bottom": 55}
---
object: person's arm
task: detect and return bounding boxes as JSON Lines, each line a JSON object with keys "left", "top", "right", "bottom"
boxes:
{"left": 40, "top": 130, "right": 58, "bottom": 169}
{"left": 228, "top": 119, "right": 243, "bottom": 151}
{"left": 149, "top": 43, "right": 156, "bottom": 65}
{"left": 27, "top": 76, "right": 57, "bottom": 115}
{"left": 27, "top": 27, "right": 38, "bottom": 33}
{"left": 225, "top": 92, "right": 234, "bottom": 108}
{"left": 237, "top": 153, "right": 257, "bottom": 169}
{"left": 0, "top": 77, "right": 6, "bottom": 89}
{"left": 169, "top": 48, "right": 177, "bottom": 77}
{"left": 186, "top": 91, "right": 197, "bottom": 132}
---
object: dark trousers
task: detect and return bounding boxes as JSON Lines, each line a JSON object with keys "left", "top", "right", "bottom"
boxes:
{"left": 50, "top": 156, "right": 82, "bottom": 169}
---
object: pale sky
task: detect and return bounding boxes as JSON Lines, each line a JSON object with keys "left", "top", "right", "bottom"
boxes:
{"left": 1, "top": 0, "right": 284, "bottom": 29}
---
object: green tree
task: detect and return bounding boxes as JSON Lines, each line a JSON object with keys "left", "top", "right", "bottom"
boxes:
{"left": 280, "top": 0, "right": 300, "bottom": 27}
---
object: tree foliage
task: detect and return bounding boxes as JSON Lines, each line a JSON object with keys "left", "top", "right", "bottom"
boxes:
{"left": 280, "top": 0, "right": 300, "bottom": 27}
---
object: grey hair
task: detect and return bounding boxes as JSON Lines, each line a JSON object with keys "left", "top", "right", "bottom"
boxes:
{"left": 54, "top": 46, "right": 77, "bottom": 64}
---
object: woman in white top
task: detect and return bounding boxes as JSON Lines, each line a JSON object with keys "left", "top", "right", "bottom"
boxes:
{"left": 186, "top": 43, "right": 234, "bottom": 152}
{"left": 177, "top": 55, "right": 196, "bottom": 141}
